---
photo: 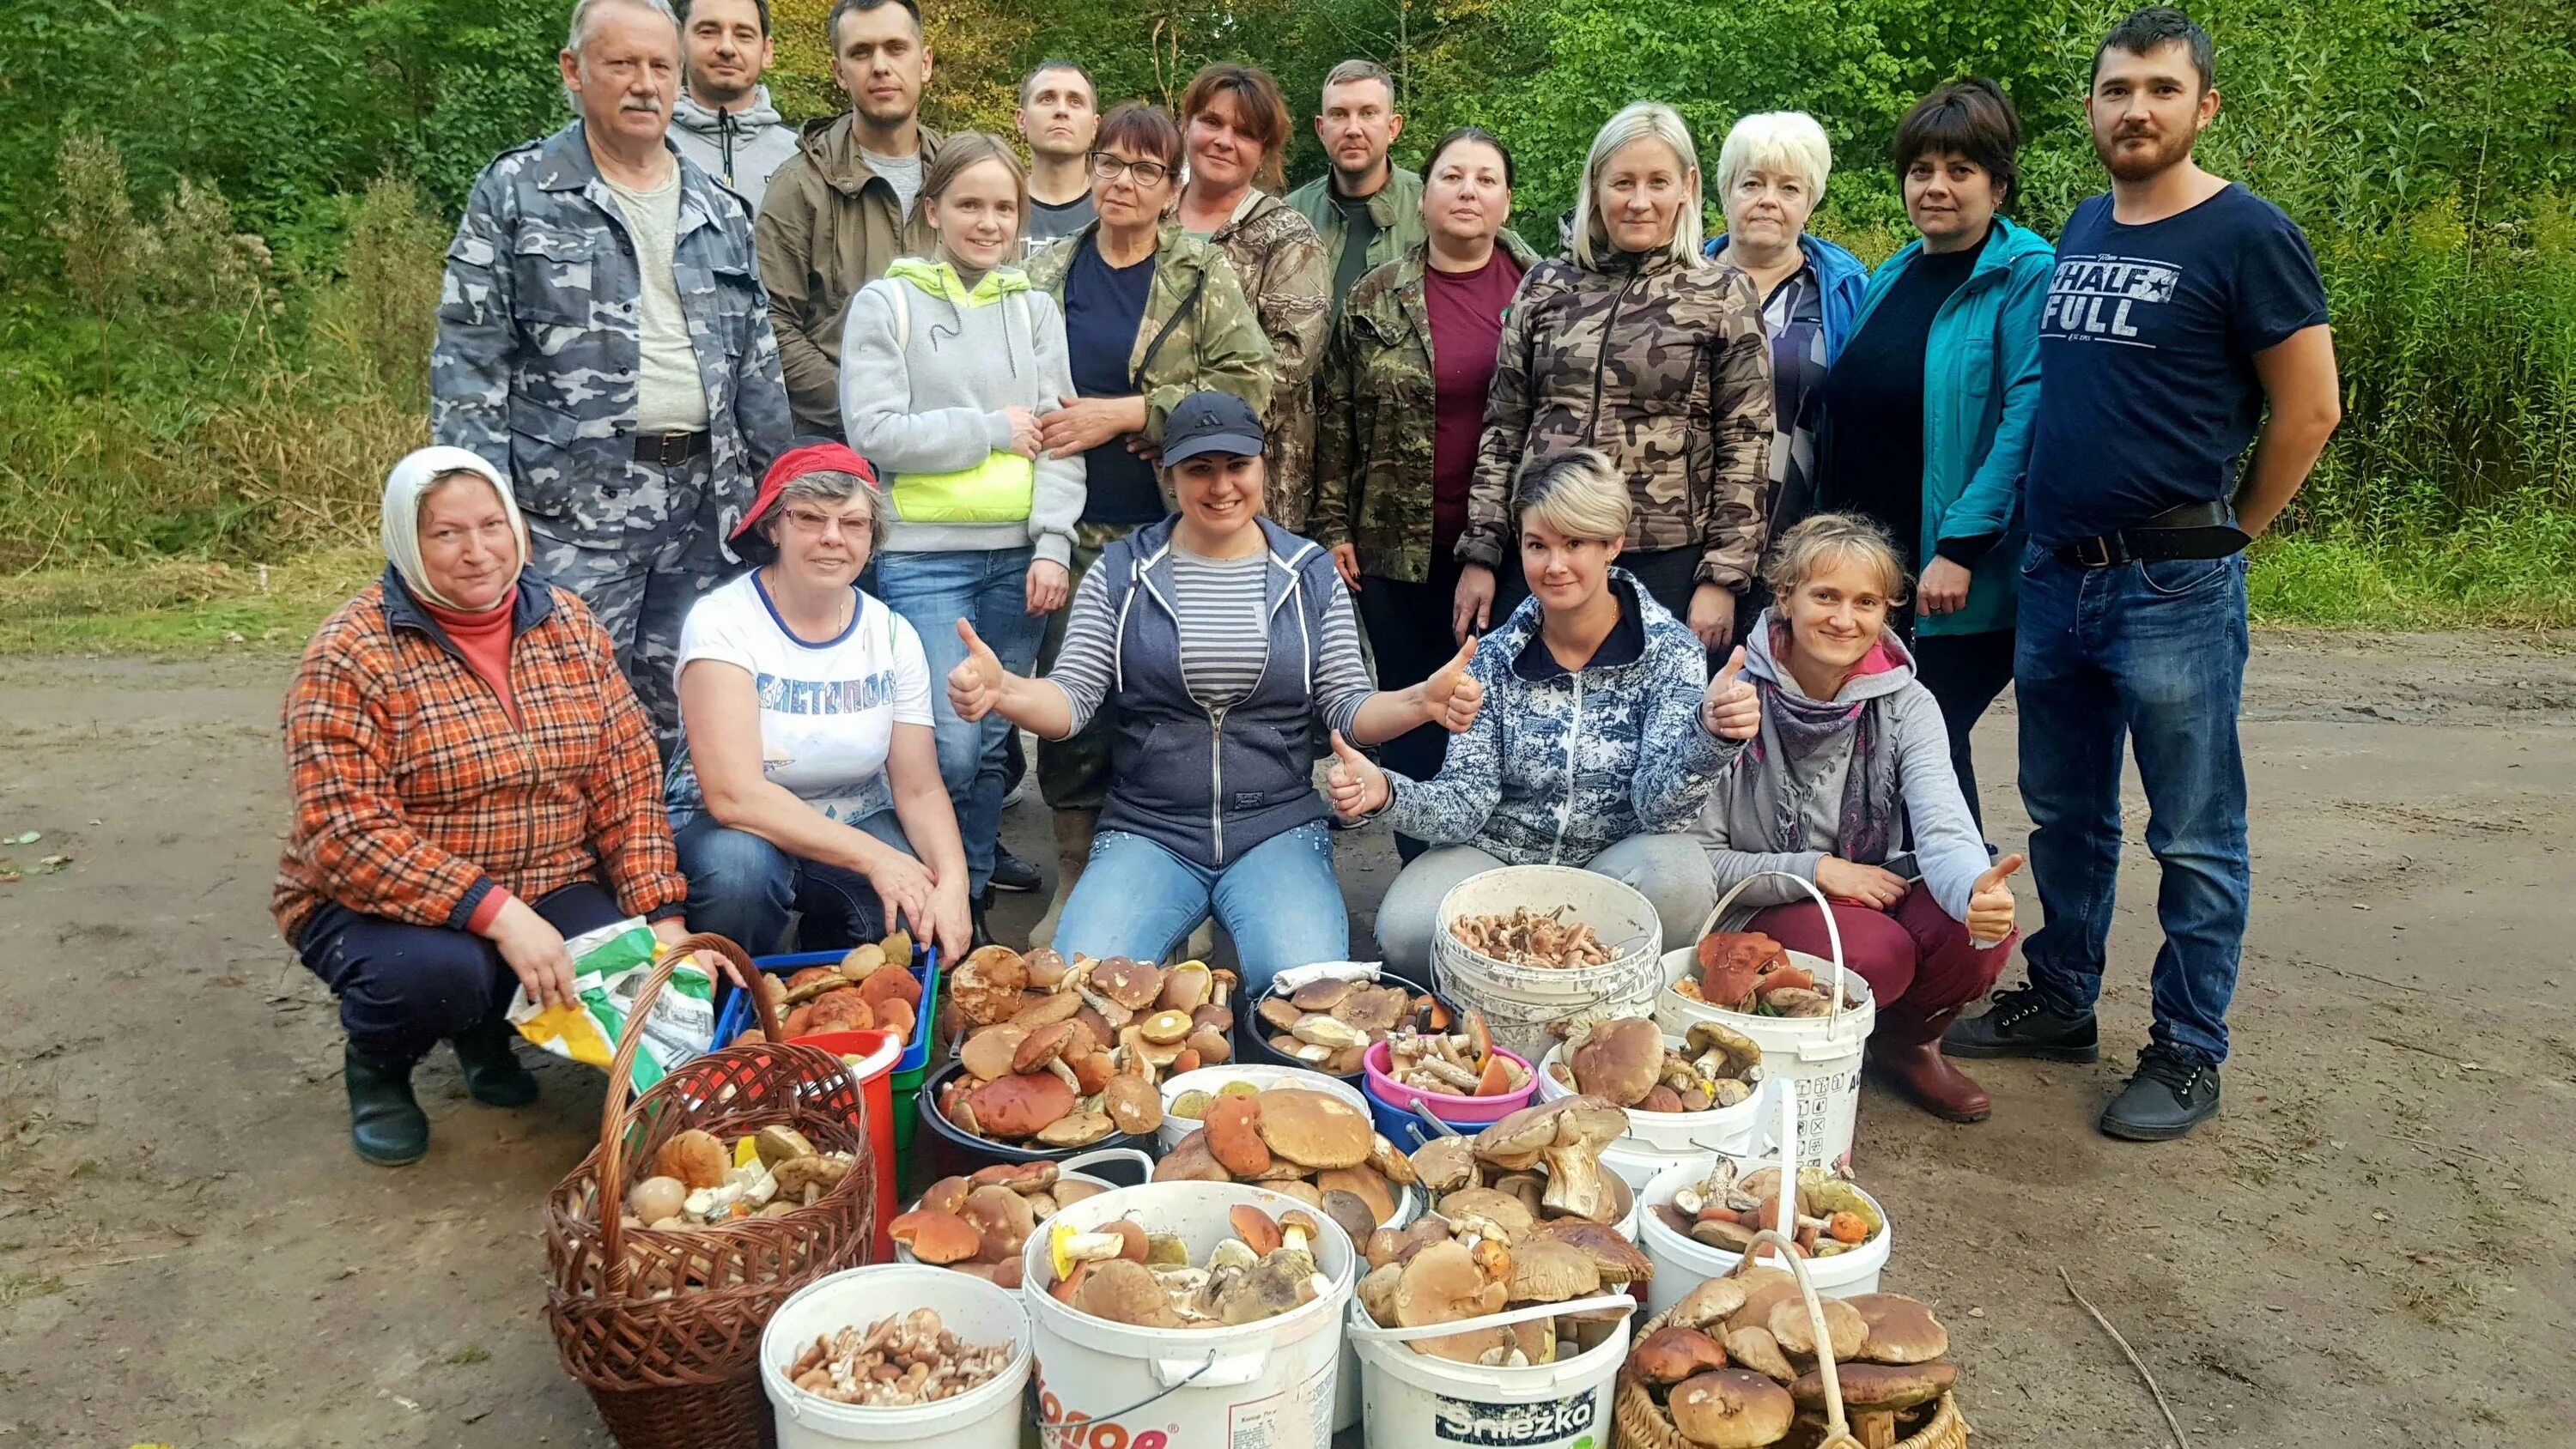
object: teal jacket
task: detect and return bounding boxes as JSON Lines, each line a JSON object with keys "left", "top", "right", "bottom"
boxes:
{"left": 1846, "top": 216, "right": 2054, "bottom": 636}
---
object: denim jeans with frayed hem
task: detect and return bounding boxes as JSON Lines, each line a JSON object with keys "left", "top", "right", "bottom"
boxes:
{"left": 2013, "top": 544, "right": 2251, "bottom": 1065}
{"left": 1050, "top": 822, "right": 1349, "bottom": 998}
{"left": 875, "top": 546, "right": 1047, "bottom": 897}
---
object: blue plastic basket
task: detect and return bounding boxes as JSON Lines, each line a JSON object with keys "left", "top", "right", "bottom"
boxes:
{"left": 710, "top": 944, "right": 940, "bottom": 1076}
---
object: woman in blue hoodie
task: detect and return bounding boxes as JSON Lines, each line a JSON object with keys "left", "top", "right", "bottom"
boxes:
{"left": 841, "top": 133, "right": 1084, "bottom": 927}
{"left": 1807, "top": 80, "right": 2054, "bottom": 825}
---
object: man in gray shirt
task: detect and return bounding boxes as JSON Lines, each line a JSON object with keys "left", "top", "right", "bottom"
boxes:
{"left": 1016, "top": 60, "right": 1100, "bottom": 253}
{"left": 670, "top": 0, "right": 799, "bottom": 214}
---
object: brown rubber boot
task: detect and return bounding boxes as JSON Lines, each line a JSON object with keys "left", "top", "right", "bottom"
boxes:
{"left": 1027, "top": 809, "right": 1097, "bottom": 950}
{"left": 1870, "top": 1007, "right": 1993, "bottom": 1123}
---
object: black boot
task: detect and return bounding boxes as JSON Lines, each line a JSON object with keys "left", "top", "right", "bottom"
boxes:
{"left": 2099, "top": 1046, "right": 2222, "bottom": 1141}
{"left": 1941, "top": 985, "right": 2100, "bottom": 1063}
{"left": 987, "top": 843, "right": 1043, "bottom": 894}
{"left": 452, "top": 1014, "right": 539, "bottom": 1108}
{"left": 343, "top": 1044, "right": 430, "bottom": 1167}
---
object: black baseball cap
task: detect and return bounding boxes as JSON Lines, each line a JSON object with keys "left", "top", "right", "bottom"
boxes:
{"left": 1160, "top": 390, "right": 1267, "bottom": 466}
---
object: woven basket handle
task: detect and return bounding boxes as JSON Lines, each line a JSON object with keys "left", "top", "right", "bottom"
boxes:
{"left": 594, "top": 931, "right": 761, "bottom": 1280}
{"left": 1727, "top": 1228, "right": 1862, "bottom": 1448}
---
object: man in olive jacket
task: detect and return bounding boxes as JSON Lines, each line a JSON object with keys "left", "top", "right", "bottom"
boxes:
{"left": 1284, "top": 60, "right": 1425, "bottom": 312}
{"left": 753, "top": 0, "right": 940, "bottom": 436}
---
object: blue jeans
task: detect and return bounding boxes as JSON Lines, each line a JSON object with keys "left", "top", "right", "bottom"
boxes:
{"left": 673, "top": 808, "right": 918, "bottom": 956}
{"left": 875, "top": 548, "right": 1047, "bottom": 896}
{"left": 2014, "top": 546, "right": 2251, "bottom": 1064}
{"left": 1051, "top": 822, "right": 1350, "bottom": 997}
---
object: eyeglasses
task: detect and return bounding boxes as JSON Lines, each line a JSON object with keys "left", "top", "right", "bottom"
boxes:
{"left": 1088, "top": 151, "right": 1172, "bottom": 186}
{"left": 781, "top": 506, "right": 872, "bottom": 538}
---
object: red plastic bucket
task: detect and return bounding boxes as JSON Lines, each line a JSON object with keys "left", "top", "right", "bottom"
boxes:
{"left": 789, "top": 1028, "right": 902, "bottom": 1263}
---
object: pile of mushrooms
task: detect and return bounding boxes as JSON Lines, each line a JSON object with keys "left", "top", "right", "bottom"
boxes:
{"left": 619, "top": 1125, "right": 853, "bottom": 1228}
{"left": 886, "top": 1161, "right": 1112, "bottom": 1288}
{"left": 1546, "top": 1016, "right": 1763, "bottom": 1113}
{"left": 1253, "top": 974, "right": 1450, "bottom": 1075}
{"left": 1153, "top": 1088, "right": 1419, "bottom": 1242}
{"left": 1047, "top": 1204, "right": 1334, "bottom": 1329}
{"left": 1410, "top": 1094, "right": 1634, "bottom": 1226}
{"left": 1656, "top": 1161, "right": 1884, "bottom": 1259}
{"left": 1628, "top": 1271, "right": 1958, "bottom": 1449}
{"left": 783, "top": 1307, "right": 1017, "bottom": 1407}
{"left": 1383, "top": 1010, "right": 1529, "bottom": 1098}
{"left": 946, "top": 948, "right": 1236, "bottom": 1075}
{"left": 1449, "top": 906, "right": 1614, "bottom": 969}
{"left": 730, "top": 932, "right": 922, "bottom": 1046}
{"left": 1674, "top": 931, "right": 1858, "bottom": 1017}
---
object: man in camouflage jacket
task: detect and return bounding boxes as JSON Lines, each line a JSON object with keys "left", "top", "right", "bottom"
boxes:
{"left": 434, "top": 61, "right": 792, "bottom": 748}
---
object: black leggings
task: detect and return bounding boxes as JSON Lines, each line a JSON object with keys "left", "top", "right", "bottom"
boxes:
{"left": 298, "top": 881, "right": 629, "bottom": 1064}
{"left": 1910, "top": 627, "right": 2016, "bottom": 831}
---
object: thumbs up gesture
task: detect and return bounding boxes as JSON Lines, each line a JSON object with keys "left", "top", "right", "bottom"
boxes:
{"left": 1423, "top": 634, "right": 1485, "bottom": 733}
{"left": 946, "top": 619, "right": 1008, "bottom": 723}
{"left": 1702, "top": 646, "right": 1759, "bottom": 741}
{"left": 1966, "top": 852, "right": 2024, "bottom": 947}
{"left": 1324, "top": 730, "right": 1390, "bottom": 822}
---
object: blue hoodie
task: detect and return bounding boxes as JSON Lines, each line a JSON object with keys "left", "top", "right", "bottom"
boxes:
{"left": 1703, "top": 232, "right": 1872, "bottom": 359}
{"left": 1844, "top": 216, "right": 2056, "bottom": 637}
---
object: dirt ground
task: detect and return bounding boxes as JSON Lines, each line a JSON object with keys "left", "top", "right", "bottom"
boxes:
{"left": 3, "top": 631, "right": 2572, "bottom": 1448}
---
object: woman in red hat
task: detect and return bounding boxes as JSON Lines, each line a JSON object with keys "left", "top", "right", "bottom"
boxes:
{"left": 665, "top": 441, "right": 975, "bottom": 962}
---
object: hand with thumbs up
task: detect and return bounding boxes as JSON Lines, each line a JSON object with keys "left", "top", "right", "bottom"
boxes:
{"left": 946, "top": 618, "right": 1008, "bottom": 723}
{"left": 1702, "top": 645, "right": 1759, "bottom": 741}
{"left": 1324, "top": 730, "right": 1390, "bottom": 821}
{"left": 1965, "top": 853, "right": 2024, "bottom": 947}
{"left": 1421, "top": 634, "right": 1485, "bottom": 733}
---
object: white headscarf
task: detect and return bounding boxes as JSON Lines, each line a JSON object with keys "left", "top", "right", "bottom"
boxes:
{"left": 381, "top": 446, "right": 529, "bottom": 611}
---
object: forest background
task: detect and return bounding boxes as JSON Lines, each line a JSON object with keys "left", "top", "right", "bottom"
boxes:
{"left": 2, "top": 0, "right": 2572, "bottom": 649}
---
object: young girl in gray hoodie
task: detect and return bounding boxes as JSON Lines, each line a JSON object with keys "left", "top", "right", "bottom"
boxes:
{"left": 840, "top": 134, "right": 1084, "bottom": 910}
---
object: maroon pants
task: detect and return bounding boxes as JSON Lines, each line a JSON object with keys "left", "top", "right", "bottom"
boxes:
{"left": 1747, "top": 886, "right": 2014, "bottom": 1046}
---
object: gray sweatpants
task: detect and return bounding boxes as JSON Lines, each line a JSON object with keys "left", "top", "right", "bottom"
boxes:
{"left": 1371, "top": 834, "right": 1716, "bottom": 975}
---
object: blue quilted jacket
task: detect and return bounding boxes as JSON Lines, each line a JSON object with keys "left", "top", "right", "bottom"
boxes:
{"left": 1379, "top": 570, "right": 1741, "bottom": 864}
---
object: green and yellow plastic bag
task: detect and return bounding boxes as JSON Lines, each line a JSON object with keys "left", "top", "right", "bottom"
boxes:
{"left": 507, "top": 917, "right": 714, "bottom": 1093}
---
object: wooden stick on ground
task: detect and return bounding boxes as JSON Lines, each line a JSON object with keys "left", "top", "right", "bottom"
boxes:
{"left": 2059, "top": 1266, "right": 2192, "bottom": 1449}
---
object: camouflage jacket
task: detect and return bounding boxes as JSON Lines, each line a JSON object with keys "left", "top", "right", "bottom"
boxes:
{"left": 1283, "top": 167, "right": 1428, "bottom": 310}
{"left": 754, "top": 117, "right": 945, "bottom": 435}
{"left": 1205, "top": 191, "right": 1330, "bottom": 533}
{"left": 433, "top": 123, "right": 793, "bottom": 548}
{"left": 1461, "top": 247, "right": 1774, "bottom": 589}
{"left": 1312, "top": 235, "right": 1542, "bottom": 582}
{"left": 1024, "top": 223, "right": 1276, "bottom": 455}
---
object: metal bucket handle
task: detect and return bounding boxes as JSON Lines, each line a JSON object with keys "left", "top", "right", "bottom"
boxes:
{"left": 1698, "top": 870, "right": 1853, "bottom": 1026}
{"left": 1028, "top": 1355, "right": 1218, "bottom": 1447}
{"left": 1060, "top": 1145, "right": 1156, "bottom": 1188}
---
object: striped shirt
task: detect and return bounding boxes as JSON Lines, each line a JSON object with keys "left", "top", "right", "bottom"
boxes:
{"left": 1048, "top": 545, "right": 1374, "bottom": 732}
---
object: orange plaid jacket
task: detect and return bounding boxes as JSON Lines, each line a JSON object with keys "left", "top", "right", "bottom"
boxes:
{"left": 272, "top": 570, "right": 685, "bottom": 946}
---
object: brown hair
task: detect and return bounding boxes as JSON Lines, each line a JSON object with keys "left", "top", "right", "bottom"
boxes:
{"left": 1178, "top": 62, "right": 1291, "bottom": 191}
{"left": 920, "top": 131, "right": 1029, "bottom": 224}
{"left": 1094, "top": 100, "right": 1184, "bottom": 173}
{"left": 1761, "top": 512, "right": 1912, "bottom": 608}
{"left": 1893, "top": 78, "right": 2025, "bottom": 206}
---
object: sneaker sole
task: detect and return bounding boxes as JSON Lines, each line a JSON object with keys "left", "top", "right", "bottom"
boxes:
{"left": 986, "top": 877, "right": 1042, "bottom": 894}
{"left": 2097, "top": 1106, "right": 2218, "bottom": 1142}
{"left": 1940, "top": 1039, "right": 2100, "bottom": 1064}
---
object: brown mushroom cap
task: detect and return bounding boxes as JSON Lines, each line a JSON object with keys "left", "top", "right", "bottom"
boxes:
{"left": 1070, "top": 1258, "right": 1180, "bottom": 1326}
{"left": 969, "top": 1161, "right": 1058, "bottom": 1192}
{"left": 1023, "top": 947, "right": 1070, "bottom": 990}
{"left": 1393, "top": 1239, "right": 1510, "bottom": 1362}
{"left": 1472, "top": 1101, "right": 1559, "bottom": 1171}
{"left": 1091, "top": 957, "right": 1163, "bottom": 1010}
{"left": 1410, "top": 1137, "right": 1479, "bottom": 1194}
{"left": 1570, "top": 1018, "right": 1666, "bottom": 1106}
{"left": 1628, "top": 1325, "right": 1729, "bottom": 1386}
{"left": 1202, "top": 1095, "right": 1272, "bottom": 1178}
{"left": 1158, "top": 962, "right": 1213, "bottom": 1012}
{"left": 1012, "top": 1021, "right": 1078, "bottom": 1073}
{"left": 959, "top": 1185, "right": 1037, "bottom": 1258}
{"left": 1724, "top": 1325, "right": 1797, "bottom": 1381}
{"left": 1669, "top": 1275, "right": 1750, "bottom": 1330}
{"left": 918, "top": 1174, "right": 971, "bottom": 1216}
{"left": 1526, "top": 1218, "right": 1655, "bottom": 1286}
{"left": 1788, "top": 1360, "right": 1957, "bottom": 1413}
{"left": 1258, "top": 997, "right": 1305, "bottom": 1033}
{"left": 1230, "top": 1203, "right": 1285, "bottom": 1254}
{"left": 1726, "top": 1275, "right": 1805, "bottom": 1335}
{"left": 1668, "top": 1368, "right": 1797, "bottom": 1449}
{"left": 1290, "top": 978, "right": 1357, "bottom": 1012}
{"left": 1313, "top": 1165, "right": 1397, "bottom": 1225}
{"left": 1010, "top": 991, "right": 1084, "bottom": 1029}
{"left": 1332, "top": 985, "right": 1409, "bottom": 1034}
{"left": 1320, "top": 1190, "right": 1380, "bottom": 1247}
{"left": 1257, "top": 1090, "right": 1374, "bottom": 1169}
{"left": 1436, "top": 1187, "right": 1536, "bottom": 1242}
{"left": 1102, "top": 1075, "right": 1163, "bottom": 1135}
{"left": 1504, "top": 1238, "right": 1601, "bottom": 1305}
{"left": 888, "top": 1208, "right": 981, "bottom": 1264}
{"left": 1768, "top": 1296, "right": 1867, "bottom": 1361}
{"left": 1847, "top": 1294, "right": 1950, "bottom": 1365}
{"left": 963, "top": 1071, "right": 1075, "bottom": 1139}
{"left": 1151, "top": 1128, "right": 1235, "bottom": 1183}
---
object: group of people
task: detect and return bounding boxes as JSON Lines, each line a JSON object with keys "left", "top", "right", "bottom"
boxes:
{"left": 275, "top": 0, "right": 2338, "bottom": 1167}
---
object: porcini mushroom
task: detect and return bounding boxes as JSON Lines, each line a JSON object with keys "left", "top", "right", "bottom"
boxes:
{"left": 1767, "top": 1296, "right": 1866, "bottom": 1362}
{"left": 1525, "top": 1218, "right": 1655, "bottom": 1289}
{"left": 1151, "top": 1128, "right": 1234, "bottom": 1184}
{"left": 1668, "top": 1275, "right": 1750, "bottom": 1331}
{"left": 1437, "top": 1187, "right": 1536, "bottom": 1243}
{"left": 1847, "top": 1294, "right": 1949, "bottom": 1365}
{"left": 1392, "top": 1240, "right": 1509, "bottom": 1363}
{"left": 1202, "top": 1095, "right": 1271, "bottom": 1177}
{"left": 1787, "top": 1361, "right": 1958, "bottom": 1449}
{"left": 1668, "top": 1368, "right": 1795, "bottom": 1448}
{"left": 1102, "top": 1075, "right": 1163, "bottom": 1135}
{"left": 1503, "top": 1238, "right": 1600, "bottom": 1305}
{"left": 888, "top": 1209, "right": 981, "bottom": 1264}
{"left": 1410, "top": 1137, "right": 1479, "bottom": 1194}
{"left": 1069, "top": 1258, "right": 1180, "bottom": 1326}
{"left": 1570, "top": 1017, "right": 1665, "bottom": 1106}
{"left": 1628, "top": 1325, "right": 1729, "bottom": 1386}
{"left": 1089, "top": 957, "right": 1163, "bottom": 1013}
{"left": 1313, "top": 1166, "right": 1396, "bottom": 1224}
{"left": 1475, "top": 1096, "right": 1627, "bottom": 1222}
{"left": 963, "top": 1071, "right": 1075, "bottom": 1140}
{"left": 1256, "top": 1090, "right": 1374, "bottom": 1169}
{"left": 1724, "top": 1326, "right": 1797, "bottom": 1381}
{"left": 1229, "top": 1204, "right": 1285, "bottom": 1255}
{"left": 1320, "top": 1191, "right": 1379, "bottom": 1247}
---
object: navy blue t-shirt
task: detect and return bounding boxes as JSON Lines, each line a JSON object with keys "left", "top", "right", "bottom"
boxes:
{"left": 2025, "top": 184, "right": 2328, "bottom": 545}
{"left": 1063, "top": 239, "right": 1163, "bottom": 525}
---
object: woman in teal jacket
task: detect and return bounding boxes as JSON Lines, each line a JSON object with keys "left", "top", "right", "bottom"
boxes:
{"left": 1807, "top": 79, "right": 2052, "bottom": 825}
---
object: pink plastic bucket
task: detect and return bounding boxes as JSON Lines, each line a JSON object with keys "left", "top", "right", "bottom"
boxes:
{"left": 1361, "top": 1040, "right": 1537, "bottom": 1143}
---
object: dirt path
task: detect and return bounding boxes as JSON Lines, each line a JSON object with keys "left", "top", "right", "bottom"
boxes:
{"left": 3, "top": 634, "right": 2571, "bottom": 1446}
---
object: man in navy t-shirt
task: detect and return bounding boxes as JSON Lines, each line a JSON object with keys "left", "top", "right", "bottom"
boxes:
{"left": 1944, "top": 6, "right": 2342, "bottom": 1141}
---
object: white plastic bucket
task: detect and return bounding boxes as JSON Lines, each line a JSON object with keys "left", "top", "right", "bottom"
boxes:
{"left": 1534, "top": 1034, "right": 1764, "bottom": 1191}
{"left": 1024, "top": 1180, "right": 1355, "bottom": 1449}
{"left": 893, "top": 1148, "right": 1155, "bottom": 1267}
{"left": 1635, "top": 1093, "right": 1892, "bottom": 1315}
{"left": 1431, "top": 866, "right": 1665, "bottom": 1064}
{"left": 761, "top": 1264, "right": 1032, "bottom": 1449}
{"left": 1347, "top": 1292, "right": 1639, "bottom": 1449}
{"left": 1653, "top": 871, "right": 1875, "bottom": 1169}
{"left": 1156, "top": 1065, "right": 1374, "bottom": 1154}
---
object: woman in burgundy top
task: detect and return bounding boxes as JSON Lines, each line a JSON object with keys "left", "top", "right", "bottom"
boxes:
{"left": 1315, "top": 128, "right": 1539, "bottom": 860}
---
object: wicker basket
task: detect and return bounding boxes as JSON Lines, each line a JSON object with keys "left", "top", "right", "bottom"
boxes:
{"left": 543, "top": 933, "right": 879, "bottom": 1449}
{"left": 1613, "top": 1230, "right": 1969, "bottom": 1449}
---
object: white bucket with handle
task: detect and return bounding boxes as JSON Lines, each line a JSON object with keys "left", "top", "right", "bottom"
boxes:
{"left": 1024, "top": 1180, "right": 1355, "bottom": 1449}
{"left": 1637, "top": 1088, "right": 1893, "bottom": 1313}
{"left": 1534, "top": 1033, "right": 1765, "bottom": 1192}
{"left": 1432, "top": 865, "right": 1665, "bottom": 1065}
{"left": 1347, "top": 1291, "right": 1639, "bottom": 1449}
{"left": 1653, "top": 870, "right": 1875, "bottom": 1170}
{"left": 760, "top": 1264, "right": 1032, "bottom": 1449}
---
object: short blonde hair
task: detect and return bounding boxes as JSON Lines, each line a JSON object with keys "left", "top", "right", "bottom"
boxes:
{"left": 1573, "top": 101, "right": 1705, "bottom": 268}
{"left": 1762, "top": 512, "right": 1911, "bottom": 607}
{"left": 1515, "top": 451, "right": 1633, "bottom": 543}
{"left": 1716, "top": 111, "right": 1833, "bottom": 202}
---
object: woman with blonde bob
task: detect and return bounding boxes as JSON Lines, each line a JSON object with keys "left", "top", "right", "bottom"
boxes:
{"left": 1690, "top": 513, "right": 2022, "bottom": 1123}
{"left": 1456, "top": 102, "right": 1774, "bottom": 654}
{"left": 1337, "top": 451, "right": 1764, "bottom": 973}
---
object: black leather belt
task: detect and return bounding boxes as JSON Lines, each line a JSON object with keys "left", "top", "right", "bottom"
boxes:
{"left": 633, "top": 430, "right": 710, "bottom": 465}
{"left": 2053, "top": 500, "right": 2251, "bottom": 568}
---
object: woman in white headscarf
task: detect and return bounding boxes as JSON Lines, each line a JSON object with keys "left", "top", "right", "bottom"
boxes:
{"left": 273, "top": 446, "right": 698, "bottom": 1167}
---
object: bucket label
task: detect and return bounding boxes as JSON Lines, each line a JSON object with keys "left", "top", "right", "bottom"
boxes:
{"left": 1791, "top": 1065, "right": 1862, "bottom": 1168}
{"left": 1224, "top": 1357, "right": 1334, "bottom": 1449}
{"left": 1431, "top": 1390, "right": 1601, "bottom": 1447}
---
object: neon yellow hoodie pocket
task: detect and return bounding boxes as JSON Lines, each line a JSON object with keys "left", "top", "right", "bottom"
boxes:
{"left": 890, "top": 450, "right": 1037, "bottom": 522}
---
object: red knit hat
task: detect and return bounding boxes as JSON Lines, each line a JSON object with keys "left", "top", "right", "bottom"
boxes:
{"left": 732, "top": 439, "right": 878, "bottom": 547}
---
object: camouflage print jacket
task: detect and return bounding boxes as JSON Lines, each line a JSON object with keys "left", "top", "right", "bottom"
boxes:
{"left": 1024, "top": 222, "right": 1276, "bottom": 450}
{"left": 433, "top": 123, "right": 793, "bottom": 549}
{"left": 1206, "top": 191, "right": 1330, "bottom": 533}
{"left": 1461, "top": 247, "right": 1774, "bottom": 589}
{"left": 1312, "top": 234, "right": 1542, "bottom": 582}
